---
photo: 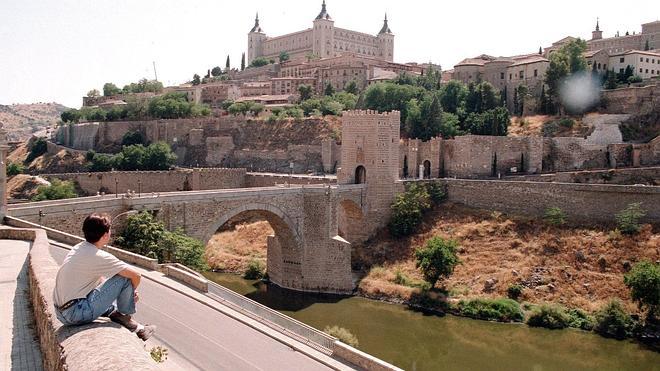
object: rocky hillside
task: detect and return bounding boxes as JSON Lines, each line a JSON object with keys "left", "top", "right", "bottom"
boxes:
{"left": 0, "top": 103, "right": 68, "bottom": 141}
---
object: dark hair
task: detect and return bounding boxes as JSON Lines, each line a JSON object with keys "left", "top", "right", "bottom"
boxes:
{"left": 82, "top": 213, "right": 111, "bottom": 243}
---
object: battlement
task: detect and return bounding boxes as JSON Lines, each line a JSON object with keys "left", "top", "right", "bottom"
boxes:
{"left": 342, "top": 110, "right": 401, "bottom": 118}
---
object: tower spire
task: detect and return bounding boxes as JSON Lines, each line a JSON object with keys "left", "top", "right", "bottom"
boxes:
{"left": 250, "top": 11, "right": 263, "bottom": 33}
{"left": 379, "top": 12, "right": 392, "bottom": 34}
{"left": 315, "top": 0, "right": 331, "bottom": 20}
{"left": 596, "top": 17, "right": 600, "bottom": 31}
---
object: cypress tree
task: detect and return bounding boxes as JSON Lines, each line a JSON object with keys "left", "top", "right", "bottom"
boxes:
{"left": 241, "top": 53, "right": 246, "bottom": 71}
{"left": 226, "top": 55, "right": 230, "bottom": 69}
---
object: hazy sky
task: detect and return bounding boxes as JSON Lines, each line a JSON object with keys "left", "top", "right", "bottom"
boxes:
{"left": 1, "top": 0, "right": 658, "bottom": 108}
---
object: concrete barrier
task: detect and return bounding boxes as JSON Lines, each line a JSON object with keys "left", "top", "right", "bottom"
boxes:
{"left": 0, "top": 227, "right": 157, "bottom": 370}
{"left": 333, "top": 341, "right": 403, "bottom": 371}
{"left": 162, "top": 264, "right": 209, "bottom": 292}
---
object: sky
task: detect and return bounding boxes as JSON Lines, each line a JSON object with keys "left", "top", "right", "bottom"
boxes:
{"left": 0, "top": 0, "right": 658, "bottom": 108}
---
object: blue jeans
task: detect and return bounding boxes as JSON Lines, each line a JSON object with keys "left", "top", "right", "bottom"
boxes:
{"left": 56, "top": 275, "right": 136, "bottom": 326}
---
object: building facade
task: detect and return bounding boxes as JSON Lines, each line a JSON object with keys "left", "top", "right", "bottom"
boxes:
{"left": 248, "top": 1, "right": 394, "bottom": 64}
{"left": 609, "top": 50, "right": 660, "bottom": 79}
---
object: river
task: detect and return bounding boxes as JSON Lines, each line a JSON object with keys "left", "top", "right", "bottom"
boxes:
{"left": 203, "top": 272, "right": 660, "bottom": 371}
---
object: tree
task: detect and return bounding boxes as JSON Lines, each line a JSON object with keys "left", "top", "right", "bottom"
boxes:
{"left": 298, "top": 84, "right": 313, "bottom": 101}
{"left": 331, "top": 92, "right": 357, "bottom": 110}
{"left": 61, "top": 109, "right": 81, "bottom": 123}
{"left": 211, "top": 66, "right": 222, "bottom": 77}
{"left": 345, "top": 80, "right": 359, "bottom": 95}
{"left": 115, "top": 144, "right": 146, "bottom": 170}
{"left": 32, "top": 179, "right": 77, "bottom": 201}
{"left": 538, "top": 46, "right": 542, "bottom": 55}
{"left": 324, "top": 82, "right": 335, "bottom": 96}
{"left": 121, "top": 131, "right": 146, "bottom": 147}
{"left": 192, "top": 74, "right": 201, "bottom": 86}
{"left": 225, "top": 55, "right": 230, "bottom": 70}
{"left": 605, "top": 70, "right": 618, "bottom": 89}
{"left": 249, "top": 57, "right": 269, "bottom": 68}
{"left": 241, "top": 52, "right": 246, "bottom": 71}
{"left": 624, "top": 261, "right": 660, "bottom": 319}
{"left": 103, "top": 83, "right": 122, "bottom": 96}
{"left": 615, "top": 202, "right": 646, "bottom": 234}
{"left": 544, "top": 39, "right": 587, "bottom": 112}
{"left": 87, "top": 89, "right": 100, "bottom": 98}
{"left": 440, "top": 80, "right": 467, "bottom": 114}
{"left": 143, "top": 142, "right": 177, "bottom": 170}
{"left": 415, "top": 237, "right": 460, "bottom": 287}
{"left": 279, "top": 51, "right": 290, "bottom": 62}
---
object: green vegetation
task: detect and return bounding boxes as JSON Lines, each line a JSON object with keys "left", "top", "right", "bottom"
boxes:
{"left": 121, "top": 131, "right": 147, "bottom": 147}
{"left": 243, "top": 259, "right": 266, "bottom": 279}
{"left": 414, "top": 237, "right": 460, "bottom": 288}
{"left": 506, "top": 284, "right": 524, "bottom": 300}
{"left": 615, "top": 202, "right": 646, "bottom": 235}
{"left": 526, "top": 304, "right": 572, "bottom": 329}
{"left": 388, "top": 183, "right": 446, "bottom": 237}
{"left": 361, "top": 78, "right": 508, "bottom": 139}
{"left": 102, "top": 79, "right": 163, "bottom": 97}
{"left": 324, "top": 326, "right": 359, "bottom": 347}
{"left": 62, "top": 92, "right": 210, "bottom": 123}
{"left": 624, "top": 261, "right": 660, "bottom": 319}
{"left": 6, "top": 161, "right": 24, "bottom": 176}
{"left": 149, "top": 346, "right": 168, "bottom": 363}
{"left": 116, "top": 211, "right": 207, "bottom": 270}
{"left": 594, "top": 300, "right": 635, "bottom": 339}
{"left": 279, "top": 51, "right": 290, "bottom": 62}
{"left": 228, "top": 101, "right": 265, "bottom": 116}
{"left": 542, "top": 118, "right": 575, "bottom": 137}
{"left": 543, "top": 207, "right": 567, "bottom": 226}
{"left": 544, "top": 38, "right": 588, "bottom": 113}
{"left": 87, "top": 142, "right": 177, "bottom": 172}
{"left": 32, "top": 179, "right": 77, "bottom": 201}
{"left": 567, "top": 308, "right": 595, "bottom": 331}
{"left": 26, "top": 137, "right": 48, "bottom": 163}
{"left": 249, "top": 57, "right": 270, "bottom": 68}
{"left": 456, "top": 298, "right": 524, "bottom": 322}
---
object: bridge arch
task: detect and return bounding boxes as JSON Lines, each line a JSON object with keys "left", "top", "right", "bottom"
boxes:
{"left": 204, "top": 202, "right": 303, "bottom": 290}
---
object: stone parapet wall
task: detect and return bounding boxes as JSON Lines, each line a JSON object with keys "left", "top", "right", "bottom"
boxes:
{"left": 421, "top": 179, "right": 660, "bottom": 223}
{"left": 601, "top": 84, "right": 659, "bottom": 114}
{"left": 504, "top": 166, "right": 660, "bottom": 185}
{"left": 45, "top": 168, "right": 247, "bottom": 195}
{"left": 0, "top": 226, "right": 157, "bottom": 370}
{"left": 245, "top": 173, "right": 334, "bottom": 187}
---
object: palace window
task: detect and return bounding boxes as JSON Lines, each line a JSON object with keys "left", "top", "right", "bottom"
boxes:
{"left": 534, "top": 69, "right": 538, "bottom": 77}
{"left": 620, "top": 57, "right": 625, "bottom": 63}
{"left": 500, "top": 72, "right": 504, "bottom": 79}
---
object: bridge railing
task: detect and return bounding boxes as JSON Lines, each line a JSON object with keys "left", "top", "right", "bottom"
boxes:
{"left": 206, "top": 281, "right": 336, "bottom": 353}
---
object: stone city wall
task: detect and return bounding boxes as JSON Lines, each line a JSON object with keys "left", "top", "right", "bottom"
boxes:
{"left": 504, "top": 166, "right": 660, "bottom": 185}
{"left": 601, "top": 84, "right": 659, "bottom": 114}
{"left": 425, "top": 178, "right": 660, "bottom": 223}
{"left": 54, "top": 116, "right": 339, "bottom": 173}
{"left": 45, "top": 168, "right": 247, "bottom": 195}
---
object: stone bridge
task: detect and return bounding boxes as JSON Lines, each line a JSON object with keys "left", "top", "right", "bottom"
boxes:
{"left": 8, "top": 184, "right": 368, "bottom": 293}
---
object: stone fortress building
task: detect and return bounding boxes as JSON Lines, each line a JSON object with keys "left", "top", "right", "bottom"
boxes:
{"left": 248, "top": 1, "right": 394, "bottom": 64}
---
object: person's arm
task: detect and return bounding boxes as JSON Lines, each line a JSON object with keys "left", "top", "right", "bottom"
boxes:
{"left": 118, "top": 267, "right": 141, "bottom": 290}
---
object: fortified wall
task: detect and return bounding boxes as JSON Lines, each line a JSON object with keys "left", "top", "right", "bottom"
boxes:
{"left": 44, "top": 168, "right": 332, "bottom": 196}
{"left": 601, "top": 84, "right": 659, "bottom": 115}
{"left": 54, "top": 116, "right": 340, "bottom": 174}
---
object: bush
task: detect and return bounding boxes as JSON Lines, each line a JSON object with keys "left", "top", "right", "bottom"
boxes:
{"left": 87, "top": 142, "right": 176, "bottom": 172}
{"left": 457, "top": 298, "right": 524, "bottom": 322}
{"left": 388, "top": 183, "right": 431, "bottom": 237}
{"left": 594, "top": 300, "right": 635, "bottom": 339}
{"left": 243, "top": 259, "right": 265, "bottom": 279}
{"left": 122, "top": 131, "right": 146, "bottom": 147}
{"left": 506, "top": 284, "right": 524, "bottom": 300}
{"left": 115, "top": 211, "right": 207, "bottom": 270}
{"left": 543, "top": 207, "right": 567, "bottom": 226}
{"left": 26, "top": 137, "right": 48, "bottom": 163}
{"left": 414, "top": 237, "right": 460, "bottom": 287}
{"left": 6, "top": 161, "right": 24, "bottom": 176}
{"left": 624, "top": 261, "right": 660, "bottom": 318}
{"left": 615, "top": 202, "right": 646, "bottom": 235}
{"left": 567, "top": 308, "right": 595, "bottom": 331}
{"left": 526, "top": 304, "right": 572, "bottom": 329}
{"left": 32, "top": 179, "right": 78, "bottom": 201}
{"left": 426, "top": 182, "right": 446, "bottom": 205}
{"left": 324, "top": 326, "right": 359, "bottom": 348}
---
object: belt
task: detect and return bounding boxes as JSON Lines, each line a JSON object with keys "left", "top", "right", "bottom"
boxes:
{"left": 58, "top": 298, "right": 81, "bottom": 311}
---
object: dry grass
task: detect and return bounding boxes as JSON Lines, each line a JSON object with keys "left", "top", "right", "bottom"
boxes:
{"left": 507, "top": 115, "right": 552, "bottom": 137}
{"left": 355, "top": 203, "right": 659, "bottom": 313}
{"left": 205, "top": 221, "right": 272, "bottom": 272}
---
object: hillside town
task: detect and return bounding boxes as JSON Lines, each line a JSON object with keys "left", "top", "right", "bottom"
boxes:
{"left": 1, "top": 1, "right": 659, "bottom": 370}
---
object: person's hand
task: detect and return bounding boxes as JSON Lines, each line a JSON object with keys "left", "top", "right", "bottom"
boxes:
{"left": 134, "top": 290, "right": 140, "bottom": 303}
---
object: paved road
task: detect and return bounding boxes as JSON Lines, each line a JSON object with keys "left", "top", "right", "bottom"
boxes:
{"left": 49, "top": 244, "right": 343, "bottom": 371}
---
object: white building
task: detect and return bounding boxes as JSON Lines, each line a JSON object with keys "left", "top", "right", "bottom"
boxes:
{"left": 609, "top": 50, "right": 660, "bottom": 79}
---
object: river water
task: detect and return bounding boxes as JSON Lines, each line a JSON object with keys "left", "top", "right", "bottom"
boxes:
{"left": 203, "top": 272, "right": 660, "bottom": 371}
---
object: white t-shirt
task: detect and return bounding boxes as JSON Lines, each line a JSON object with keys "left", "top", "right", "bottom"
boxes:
{"left": 53, "top": 241, "right": 129, "bottom": 307}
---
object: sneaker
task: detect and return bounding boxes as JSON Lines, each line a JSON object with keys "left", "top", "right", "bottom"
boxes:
{"left": 136, "top": 325, "right": 157, "bottom": 341}
{"left": 109, "top": 311, "right": 138, "bottom": 332}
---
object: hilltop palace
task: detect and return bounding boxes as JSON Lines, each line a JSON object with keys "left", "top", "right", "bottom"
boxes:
{"left": 247, "top": 0, "right": 394, "bottom": 64}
